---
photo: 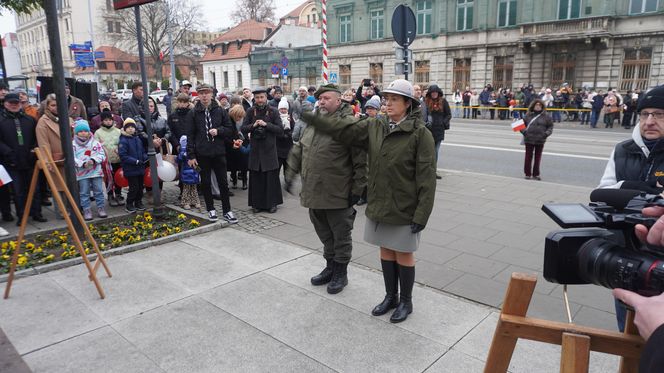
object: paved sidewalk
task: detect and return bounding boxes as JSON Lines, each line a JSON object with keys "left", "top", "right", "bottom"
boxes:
{"left": 0, "top": 227, "right": 620, "bottom": 372}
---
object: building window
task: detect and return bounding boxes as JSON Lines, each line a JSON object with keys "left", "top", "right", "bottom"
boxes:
{"left": 551, "top": 53, "right": 575, "bottom": 87}
{"left": 107, "top": 21, "right": 114, "bottom": 33}
{"left": 370, "top": 63, "right": 383, "bottom": 86}
{"left": 457, "top": 0, "right": 474, "bottom": 31}
{"left": 414, "top": 60, "right": 430, "bottom": 88}
{"left": 339, "top": 64, "right": 351, "bottom": 90}
{"left": 130, "top": 62, "right": 138, "bottom": 71}
{"left": 558, "top": 0, "right": 582, "bottom": 20}
{"left": 630, "top": 0, "right": 658, "bottom": 14}
{"left": 339, "top": 15, "right": 352, "bottom": 43}
{"left": 306, "top": 66, "right": 317, "bottom": 86}
{"left": 116, "top": 22, "right": 121, "bottom": 33}
{"left": 493, "top": 56, "right": 514, "bottom": 89}
{"left": 416, "top": 0, "right": 432, "bottom": 34}
{"left": 370, "top": 10, "right": 384, "bottom": 39}
{"left": 106, "top": 0, "right": 112, "bottom": 10}
{"left": 237, "top": 70, "right": 243, "bottom": 88}
{"left": 497, "top": 0, "right": 517, "bottom": 27}
{"left": 452, "top": 58, "right": 471, "bottom": 92}
{"left": 115, "top": 62, "right": 124, "bottom": 70}
{"left": 620, "top": 48, "right": 652, "bottom": 91}
{"left": 223, "top": 71, "right": 229, "bottom": 88}
{"left": 98, "top": 61, "right": 107, "bottom": 69}
{"left": 258, "top": 69, "right": 267, "bottom": 87}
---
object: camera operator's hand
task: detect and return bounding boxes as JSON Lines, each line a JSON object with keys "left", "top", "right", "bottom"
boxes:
{"left": 283, "top": 177, "right": 294, "bottom": 195}
{"left": 410, "top": 223, "right": 425, "bottom": 234}
{"left": 635, "top": 206, "right": 664, "bottom": 246}
{"left": 613, "top": 288, "right": 664, "bottom": 340}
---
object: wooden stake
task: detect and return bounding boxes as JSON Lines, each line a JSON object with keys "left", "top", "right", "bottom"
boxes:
{"left": 560, "top": 333, "right": 590, "bottom": 373}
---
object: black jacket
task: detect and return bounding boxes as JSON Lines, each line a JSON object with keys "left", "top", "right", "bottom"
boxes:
{"left": 276, "top": 114, "right": 294, "bottom": 159}
{"left": 167, "top": 108, "right": 191, "bottom": 151}
{"left": 122, "top": 95, "right": 142, "bottom": 120}
{"left": 241, "top": 104, "right": 284, "bottom": 171}
{"left": 186, "top": 100, "right": 234, "bottom": 159}
{"left": 0, "top": 110, "right": 37, "bottom": 170}
{"left": 421, "top": 85, "right": 451, "bottom": 143}
{"left": 641, "top": 324, "right": 664, "bottom": 372}
{"left": 118, "top": 131, "right": 148, "bottom": 177}
{"left": 614, "top": 138, "right": 664, "bottom": 190}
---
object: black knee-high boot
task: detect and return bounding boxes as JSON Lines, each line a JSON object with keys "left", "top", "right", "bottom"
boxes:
{"left": 372, "top": 260, "right": 399, "bottom": 316}
{"left": 390, "top": 264, "right": 414, "bottom": 323}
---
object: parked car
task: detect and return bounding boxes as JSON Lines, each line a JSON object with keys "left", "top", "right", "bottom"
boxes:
{"left": 149, "top": 89, "right": 168, "bottom": 103}
{"left": 116, "top": 89, "right": 132, "bottom": 101}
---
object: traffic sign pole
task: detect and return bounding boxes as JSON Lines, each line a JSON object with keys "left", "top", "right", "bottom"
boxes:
{"left": 391, "top": 5, "right": 417, "bottom": 81}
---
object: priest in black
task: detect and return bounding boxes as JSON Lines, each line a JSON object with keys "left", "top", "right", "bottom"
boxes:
{"left": 241, "top": 87, "right": 284, "bottom": 213}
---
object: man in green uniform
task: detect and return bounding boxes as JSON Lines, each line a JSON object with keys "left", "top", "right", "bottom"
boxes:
{"left": 285, "top": 84, "right": 367, "bottom": 294}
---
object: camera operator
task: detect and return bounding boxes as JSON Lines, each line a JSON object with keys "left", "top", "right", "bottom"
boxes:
{"left": 612, "top": 204, "right": 664, "bottom": 372}
{"left": 599, "top": 85, "right": 664, "bottom": 331}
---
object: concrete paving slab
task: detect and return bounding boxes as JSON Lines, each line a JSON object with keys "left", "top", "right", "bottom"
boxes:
{"left": 114, "top": 296, "right": 332, "bottom": 373}
{"left": 201, "top": 272, "right": 447, "bottom": 372}
{"left": 280, "top": 230, "right": 324, "bottom": 250}
{"left": 489, "top": 247, "right": 543, "bottom": 271}
{"left": 23, "top": 326, "right": 162, "bottom": 373}
{"left": 0, "top": 275, "right": 105, "bottom": 354}
{"left": 415, "top": 242, "right": 463, "bottom": 265}
{"left": 118, "top": 240, "right": 258, "bottom": 293}
{"left": 491, "top": 265, "right": 559, "bottom": 296}
{"left": 445, "top": 253, "right": 510, "bottom": 279}
{"left": 414, "top": 259, "right": 465, "bottom": 290}
{"left": 573, "top": 306, "right": 620, "bottom": 331}
{"left": 184, "top": 228, "right": 310, "bottom": 269}
{"left": 425, "top": 349, "right": 487, "bottom": 373}
{"left": 47, "top": 256, "right": 188, "bottom": 324}
{"left": 265, "top": 254, "right": 492, "bottom": 348}
{"left": 444, "top": 273, "right": 507, "bottom": 307}
{"left": 447, "top": 223, "right": 500, "bottom": 241}
{"left": 446, "top": 237, "right": 504, "bottom": 258}
{"left": 549, "top": 284, "right": 616, "bottom": 314}
{"left": 454, "top": 312, "right": 620, "bottom": 373}
{"left": 352, "top": 250, "right": 382, "bottom": 271}
{"left": 258, "top": 222, "right": 313, "bottom": 240}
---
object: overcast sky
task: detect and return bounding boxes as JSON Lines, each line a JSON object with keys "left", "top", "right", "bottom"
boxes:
{"left": 0, "top": 0, "right": 308, "bottom": 36}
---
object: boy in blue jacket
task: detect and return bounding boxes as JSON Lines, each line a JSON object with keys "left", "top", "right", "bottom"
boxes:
{"left": 177, "top": 135, "right": 200, "bottom": 209}
{"left": 118, "top": 118, "right": 148, "bottom": 213}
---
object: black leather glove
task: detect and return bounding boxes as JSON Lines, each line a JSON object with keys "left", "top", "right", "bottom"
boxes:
{"left": 410, "top": 223, "right": 425, "bottom": 234}
{"left": 349, "top": 194, "right": 360, "bottom": 206}
{"left": 621, "top": 180, "right": 664, "bottom": 195}
{"left": 283, "top": 177, "right": 294, "bottom": 195}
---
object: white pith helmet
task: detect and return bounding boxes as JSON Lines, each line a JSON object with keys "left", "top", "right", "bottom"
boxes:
{"left": 382, "top": 79, "right": 420, "bottom": 106}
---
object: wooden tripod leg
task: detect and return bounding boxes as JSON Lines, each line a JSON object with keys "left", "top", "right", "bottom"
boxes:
{"left": 43, "top": 149, "right": 111, "bottom": 278}
{"left": 560, "top": 333, "right": 590, "bottom": 373}
{"left": 3, "top": 166, "right": 40, "bottom": 299}
{"left": 36, "top": 148, "right": 106, "bottom": 299}
{"left": 484, "top": 273, "right": 537, "bottom": 373}
{"left": 619, "top": 310, "right": 640, "bottom": 373}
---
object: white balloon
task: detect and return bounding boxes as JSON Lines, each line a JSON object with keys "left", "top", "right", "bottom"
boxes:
{"left": 157, "top": 162, "right": 177, "bottom": 182}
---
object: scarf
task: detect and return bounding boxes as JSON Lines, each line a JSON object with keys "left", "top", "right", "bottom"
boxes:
{"left": 643, "top": 138, "right": 660, "bottom": 151}
{"left": 44, "top": 110, "right": 59, "bottom": 123}
{"left": 74, "top": 135, "right": 91, "bottom": 147}
{"left": 205, "top": 107, "right": 213, "bottom": 142}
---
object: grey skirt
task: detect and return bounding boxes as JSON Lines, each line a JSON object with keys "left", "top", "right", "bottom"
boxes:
{"left": 364, "top": 217, "right": 421, "bottom": 253}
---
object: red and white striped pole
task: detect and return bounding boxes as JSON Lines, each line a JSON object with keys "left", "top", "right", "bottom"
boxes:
{"left": 321, "top": 0, "right": 329, "bottom": 84}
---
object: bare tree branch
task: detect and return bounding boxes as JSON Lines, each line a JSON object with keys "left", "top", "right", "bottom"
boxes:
{"left": 102, "top": 0, "right": 204, "bottom": 81}
{"left": 231, "top": 0, "right": 276, "bottom": 23}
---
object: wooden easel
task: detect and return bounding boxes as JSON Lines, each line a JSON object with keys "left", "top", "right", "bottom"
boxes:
{"left": 3, "top": 148, "right": 112, "bottom": 300}
{"left": 484, "top": 273, "right": 644, "bottom": 373}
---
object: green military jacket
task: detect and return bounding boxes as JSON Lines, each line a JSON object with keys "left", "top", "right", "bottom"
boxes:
{"left": 286, "top": 103, "right": 367, "bottom": 209}
{"left": 301, "top": 107, "right": 436, "bottom": 226}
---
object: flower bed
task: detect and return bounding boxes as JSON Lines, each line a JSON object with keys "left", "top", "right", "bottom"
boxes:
{"left": 0, "top": 210, "right": 206, "bottom": 274}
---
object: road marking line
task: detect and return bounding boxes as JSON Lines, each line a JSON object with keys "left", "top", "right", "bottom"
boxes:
{"left": 442, "top": 143, "right": 609, "bottom": 160}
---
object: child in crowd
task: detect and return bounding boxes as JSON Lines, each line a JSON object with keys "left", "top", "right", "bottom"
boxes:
{"left": 118, "top": 118, "right": 148, "bottom": 213}
{"left": 177, "top": 135, "right": 201, "bottom": 209}
{"left": 94, "top": 111, "right": 124, "bottom": 206}
{"left": 72, "top": 120, "right": 107, "bottom": 220}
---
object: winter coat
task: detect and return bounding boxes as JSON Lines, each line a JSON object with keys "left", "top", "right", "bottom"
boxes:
{"left": 118, "top": 131, "right": 148, "bottom": 177}
{"left": 94, "top": 125, "right": 122, "bottom": 164}
{"left": 177, "top": 139, "right": 200, "bottom": 185}
{"left": 108, "top": 97, "right": 122, "bottom": 115}
{"left": 292, "top": 118, "right": 307, "bottom": 142}
{"left": 276, "top": 113, "right": 294, "bottom": 159}
{"left": 241, "top": 104, "right": 284, "bottom": 172}
{"left": 36, "top": 112, "right": 73, "bottom": 191}
{"left": 122, "top": 95, "right": 142, "bottom": 120}
{"left": 592, "top": 94, "right": 605, "bottom": 111}
{"left": 641, "top": 324, "right": 664, "bottom": 372}
{"left": 286, "top": 103, "right": 367, "bottom": 209}
{"left": 479, "top": 90, "right": 491, "bottom": 105}
{"left": 462, "top": 91, "right": 472, "bottom": 105}
{"left": 421, "top": 85, "right": 451, "bottom": 143}
{"left": 186, "top": 100, "right": 234, "bottom": 159}
{"left": 0, "top": 110, "right": 37, "bottom": 170}
{"left": 299, "top": 106, "right": 436, "bottom": 226}
{"left": 598, "top": 124, "right": 664, "bottom": 190}
{"left": 68, "top": 95, "right": 87, "bottom": 120}
{"left": 167, "top": 107, "right": 191, "bottom": 152}
{"left": 90, "top": 112, "right": 123, "bottom": 133}
{"left": 73, "top": 137, "right": 105, "bottom": 180}
{"left": 522, "top": 109, "right": 554, "bottom": 145}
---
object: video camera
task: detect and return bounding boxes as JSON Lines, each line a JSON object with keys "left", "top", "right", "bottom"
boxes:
{"left": 543, "top": 188, "right": 664, "bottom": 296}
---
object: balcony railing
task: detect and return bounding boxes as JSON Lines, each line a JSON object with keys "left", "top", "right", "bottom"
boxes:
{"left": 520, "top": 16, "right": 611, "bottom": 38}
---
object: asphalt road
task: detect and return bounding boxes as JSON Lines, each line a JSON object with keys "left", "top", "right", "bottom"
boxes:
{"left": 440, "top": 118, "right": 634, "bottom": 188}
